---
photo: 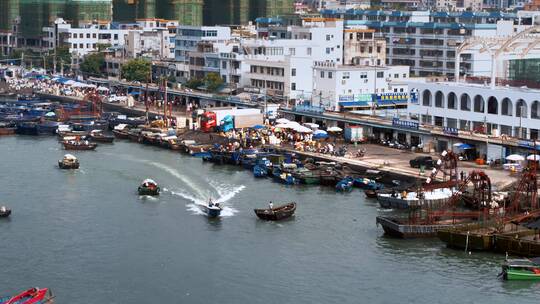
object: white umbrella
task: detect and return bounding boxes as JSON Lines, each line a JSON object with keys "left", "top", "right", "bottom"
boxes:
{"left": 453, "top": 143, "right": 464, "bottom": 147}
{"left": 293, "top": 125, "right": 313, "bottom": 133}
{"left": 97, "top": 86, "right": 109, "bottom": 91}
{"left": 275, "top": 123, "right": 294, "bottom": 129}
{"left": 527, "top": 154, "right": 540, "bottom": 161}
{"left": 506, "top": 154, "right": 525, "bottom": 161}
{"left": 327, "top": 126, "right": 343, "bottom": 132}
{"left": 276, "top": 118, "right": 290, "bottom": 124}
{"left": 303, "top": 122, "right": 319, "bottom": 129}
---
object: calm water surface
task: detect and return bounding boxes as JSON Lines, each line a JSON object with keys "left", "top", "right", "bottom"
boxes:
{"left": 1, "top": 136, "right": 539, "bottom": 303}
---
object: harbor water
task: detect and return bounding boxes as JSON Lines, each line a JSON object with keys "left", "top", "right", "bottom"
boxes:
{"left": 1, "top": 136, "right": 540, "bottom": 303}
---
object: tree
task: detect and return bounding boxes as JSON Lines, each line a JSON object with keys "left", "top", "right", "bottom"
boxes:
{"left": 45, "top": 46, "right": 72, "bottom": 73}
{"left": 204, "top": 72, "right": 224, "bottom": 92}
{"left": 121, "top": 58, "right": 151, "bottom": 82}
{"left": 185, "top": 77, "right": 204, "bottom": 90}
{"left": 80, "top": 53, "right": 105, "bottom": 77}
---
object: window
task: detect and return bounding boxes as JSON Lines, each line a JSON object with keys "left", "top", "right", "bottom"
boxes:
{"left": 403, "top": 73, "right": 407, "bottom": 78}
{"left": 320, "top": 71, "right": 325, "bottom": 78}
{"left": 394, "top": 73, "right": 399, "bottom": 78}
{"left": 368, "top": 46, "right": 373, "bottom": 53}
{"left": 307, "top": 47, "right": 312, "bottom": 55}
{"left": 377, "top": 71, "right": 384, "bottom": 78}
{"left": 92, "top": 43, "right": 96, "bottom": 49}
{"left": 326, "top": 35, "right": 331, "bottom": 41}
{"left": 342, "top": 72, "right": 350, "bottom": 79}
{"left": 326, "top": 48, "right": 331, "bottom": 54}
{"left": 93, "top": 33, "right": 96, "bottom": 39}
{"left": 360, "top": 73, "right": 367, "bottom": 79}
{"left": 377, "top": 46, "right": 381, "bottom": 53}
{"left": 291, "top": 68, "right": 296, "bottom": 76}
{"left": 291, "top": 83, "right": 296, "bottom": 90}
{"left": 222, "top": 61, "right": 227, "bottom": 69}
{"left": 360, "top": 47, "right": 365, "bottom": 53}
{"left": 328, "top": 72, "right": 333, "bottom": 79}
{"left": 114, "top": 34, "right": 118, "bottom": 40}
{"left": 289, "top": 48, "right": 295, "bottom": 55}
{"left": 79, "top": 43, "right": 83, "bottom": 48}
{"left": 73, "top": 44, "right": 77, "bottom": 49}
{"left": 86, "top": 33, "right": 90, "bottom": 39}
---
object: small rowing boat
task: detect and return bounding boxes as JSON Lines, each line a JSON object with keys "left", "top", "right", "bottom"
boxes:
{"left": 138, "top": 179, "right": 160, "bottom": 196}
{"left": 58, "top": 154, "right": 79, "bottom": 169}
{"left": 0, "top": 206, "right": 11, "bottom": 218}
{"left": 501, "top": 258, "right": 540, "bottom": 280}
{"left": 0, "top": 287, "right": 53, "bottom": 304}
{"left": 89, "top": 130, "right": 114, "bottom": 143}
{"left": 63, "top": 140, "right": 97, "bottom": 151}
{"left": 254, "top": 202, "right": 296, "bottom": 221}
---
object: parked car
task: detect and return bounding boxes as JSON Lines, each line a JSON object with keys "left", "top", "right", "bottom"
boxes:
{"left": 409, "top": 156, "right": 434, "bottom": 169}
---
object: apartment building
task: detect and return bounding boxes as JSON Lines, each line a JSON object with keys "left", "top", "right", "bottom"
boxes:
{"left": 321, "top": 10, "right": 540, "bottom": 77}
{"left": 312, "top": 61, "right": 409, "bottom": 111}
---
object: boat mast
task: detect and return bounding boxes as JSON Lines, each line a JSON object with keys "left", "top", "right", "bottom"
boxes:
{"left": 144, "top": 80, "right": 149, "bottom": 124}
{"left": 163, "top": 77, "right": 168, "bottom": 128}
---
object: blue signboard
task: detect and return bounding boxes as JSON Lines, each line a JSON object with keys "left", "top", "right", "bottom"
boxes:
{"left": 443, "top": 127, "right": 459, "bottom": 136}
{"left": 392, "top": 118, "right": 419, "bottom": 130}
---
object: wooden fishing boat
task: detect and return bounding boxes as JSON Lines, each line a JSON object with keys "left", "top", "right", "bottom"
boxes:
{"left": 0, "top": 287, "right": 53, "bottom": 304}
{"left": 112, "top": 129, "right": 129, "bottom": 139}
{"left": 336, "top": 177, "right": 354, "bottom": 192}
{"left": 254, "top": 202, "right": 296, "bottom": 221}
{"left": 89, "top": 130, "right": 114, "bottom": 143}
{"left": 0, "top": 123, "right": 16, "bottom": 135}
{"left": 501, "top": 258, "right": 540, "bottom": 280}
{"left": 365, "top": 189, "right": 378, "bottom": 198}
{"left": 0, "top": 206, "right": 11, "bottom": 218}
{"left": 63, "top": 140, "right": 97, "bottom": 151}
{"left": 138, "top": 179, "right": 160, "bottom": 196}
{"left": 127, "top": 129, "right": 141, "bottom": 141}
{"left": 58, "top": 154, "right": 79, "bottom": 169}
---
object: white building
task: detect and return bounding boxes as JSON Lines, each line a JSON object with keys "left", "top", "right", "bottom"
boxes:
{"left": 174, "top": 26, "right": 232, "bottom": 62}
{"left": 408, "top": 81, "right": 540, "bottom": 141}
{"left": 313, "top": 61, "right": 409, "bottom": 111}
{"left": 43, "top": 18, "right": 178, "bottom": 67}
{"left": 322, "top": 10, "right": 540, "bottom": 77}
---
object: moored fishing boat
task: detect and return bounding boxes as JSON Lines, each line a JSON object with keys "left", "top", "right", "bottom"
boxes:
{"left": 89, "top": 130, "right": 114, "bottom": 143}
{"left": 58, "top": 154, "right": 80, "bottom": 169}
{"left": 501, "top": 258, "right": 540, "bottom": 280}
{"left": 112, "top": 124, "right": 129, "bottom": 139}
{"left": 0, "top": 122, "right": 16, "bottom": 135}
{"left": 336, "top": 177, "right": 354, "bottom": 192}
{"left": 15, "top": 122, "right": 39, "bottom": 135}
{"left": 377, "top": 188, "right": 454, "bottom": 209}
{"left": 0, "top": 287, "right": 53, "bottom": 304}
{"left": 138, "top": 179, "right": 160, "bottom": 196}
{"left": 63, "top": 139, "right": 97, "bottom": 151}
{"left": 0, "top": 206, "right": 11, "bottom": 218}
{"left": 254, "top": 202, "right": 296, "bottom": 221}
{"left": 365, "top": 189, "right": 378, "bottom": 198}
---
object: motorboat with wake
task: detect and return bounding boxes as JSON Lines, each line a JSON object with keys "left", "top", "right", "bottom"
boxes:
{"left": 199, "top": 199, "right": 222, "bottom": 218}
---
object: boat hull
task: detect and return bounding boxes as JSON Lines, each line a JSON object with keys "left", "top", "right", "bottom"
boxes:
{"left": 0, "top": 210, "right": 11, "bottom": 218}
{"left": 254, "top": 203, "right": 296, "bottom": 221}
{"left": 138, "top": 187, "right": 160, "bottom": 196}
{"left": 504, "top": 269, "right": 540, "bottom": 280}
{"left": 63, "top": 143, "right": 97, "bottom": 150}
{"left": 376, "top": 216, "right": 462, "bottom": 238}
{"left": 58, "top": 160, "right": 80, "bottom": 169}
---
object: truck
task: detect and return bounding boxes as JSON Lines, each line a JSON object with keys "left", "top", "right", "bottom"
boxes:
{"left": 200, "top": 107, "right": 263, "bottom": 132}
{"left": 344, "top": 126, "right": 365, "bottom": 143}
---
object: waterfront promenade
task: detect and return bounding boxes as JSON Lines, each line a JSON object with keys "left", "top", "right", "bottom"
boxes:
{"left": 35, "top": 91, "right": 518, "bottom": 189}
